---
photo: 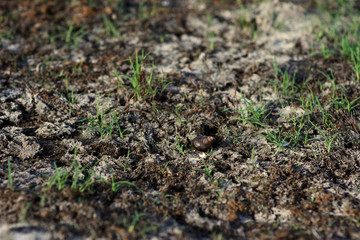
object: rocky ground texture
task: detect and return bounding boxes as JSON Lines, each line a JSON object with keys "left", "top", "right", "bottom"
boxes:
{"left": 1, "top": 0, "right": 360, "bottom": 239}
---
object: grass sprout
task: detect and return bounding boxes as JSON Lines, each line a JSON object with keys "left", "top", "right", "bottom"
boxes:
{"left": 116, "top": 49, "right": 154, "bottom": 101}
{"left": 310, "top": 121, "right": 339, "bottom": 153}
{"left": 19, "top": 202, "right": 32, "bottom": 223}
{"left": 286, "top": 112, "right": 315, "bottom": 147}
{"left": 47, "top": 162, "right": 70, "bottom": 190}
{"left": 230, "top": 95, "right": 270, "bottom": 128}
{"left": 332, "top": 90, "right": 360, "bottom": 112}
{"left": 103, "top": 14, "right": 120, "bottom": 38}
{"left": 273, "top": 56, "right": 279, "bottom": 79}
{"left": 351, "top": 47, "right": 360, "bottom": 81}
{"left": 100, "top": 178, "right": 136, "bottom": 192}
{"left": 80, "top": 96, "right": 127, "bottom": 139}
{"left": 98, "top": 160, "right": 136, "bottom": 192}
{"left": 172, "top": 135, "right": 185, "bottom": 156}
{"left": 118, "top": 150, "right": 131, "bottom": 172}
{"left": 45, "top": 147, "right": 97, "bottom": 192}
{"left": 315, "top": 97, "right": 335, "bottom": 129}
{"left": 129, "top": 211, "right": 145, "bottom": 233}
{"left": 193, "top": 159, "right": 213, "bottom": 181}
{"left": 65, "top": 22, "right": 85, "bottom": 47}
{"left": 255, "top": 127, "right": 290, "bottom": 155}
{"left": 270, "top": 65, "right": 298, "bottom": 98}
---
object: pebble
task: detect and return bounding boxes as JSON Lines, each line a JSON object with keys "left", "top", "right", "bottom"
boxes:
{"left": 192, "top": 135, "right": 214, "bottom": 151}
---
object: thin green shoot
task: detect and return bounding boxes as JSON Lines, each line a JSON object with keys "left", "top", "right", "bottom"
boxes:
{"left": 286, "top": 112, "right": 315, "bottom": 147}
{"left": 173, "top": 135, "right": 185, "bottom": 156}
{"left": 46, "top": 147, "right": 89, "bottom": 191}
{"left": 300, "top": 85, "right": 316, "bottom": 112}
{"left": 206, "top": 148, "right": 214, "bottom": 158}
{"left": 103, "top": 178, "right": 136, "bottom": 192}
{"left": 199, "top": 93, "right": 205, "bottom": 107}
{"left": 273, "top": 56, "right": 279, "bottom": 79}
{"left": 45, "top": 31, "right": 60, "bottom": 45}
{"left": 78, "top": 159, "right": 100, "bottom": 193}
{"left": 224, "top": 126, "right": 230, "bottom": 139}
{"left": 206, "top": 13, "right": 213, "bottom": 26}
{"left": 280, "top": 68, "right": 297, "bottom": 98}
{"left": 113, "top": 111, "right": 128, "bottom": 138}
{"left": 315, "top": 97, "right": 334, "bottom": 129}
{"left": 159, "top": 73, "right": 173, "bottom": 95}
{"left": 19, "top": 202, "right": 32, "bottom": 223}
{"left": 319, "top": 41, "right": 333, "bottom": 59}
{"left": 230, "top": 95, "right": 269, "bottom": 128}
{"left": 98, "top": 174, "right": 137, "bottom": 192}
{"left": 119, "top": 150, "right": 131, "bottom": 172}
{"left": 269, "top": 65, "right": 298, "bottom": 98}
{"left": 318, "top": 69, "right": 336, "bottom": 98}
{"left": 41, "top": 159, "right": 98, "bottom": 204}
{"left": 80, "top": 97, "right": 127, "bottom": 139}
{"left": 51, "top": 162, "right": 70, "bottom": 190}
{"left": 310, "top": 121, "right": 339, "bottom": 153}
{"left": 350, "top": 217, "right": 360, "bottom": 228}
{"left": 351, "top": 47, "right": 360, "bottom": 81}
{"left": 114, "top": 69, "right": 127, "bottom": 88}
{"left": 121, "top": 49, "right": 151, "bottom": 101}
{"left": 176, "top": 116, "right": 188, "bottom": 125}
{"left": 103, "top": 14, "right": 120, "bottom": 38}
{"left": 65, "top": 23, "right": 74, "bottom": 43}
{"left": 232, "top": 133, "right": 242, "bottom": 144}
{"left": 0, "top": 28, "right": 14, "bottom": 44}
{"left": 255, "top": 127, "right": 290, "bottom": 155}
{"left": 146, "top": 63, "right": 156, "bottom": 97}
{"left": 193, "top": 159, "right": 213, "bottom": 181}
{"left": 216, "top": 187, "right": 225, "bottom": 204}
{"left": 208, "top": 32, "right": 215, "bottom": 51}
{"left": 174, "top": 104, "right": 183, "bottom": 115}
{"left": 70, "top": 146, "right": 81, "bottom": 190}
{"left": 332, "top": 90, "right": 360, "bottom": 112}
{"left": 341, "top": 36, "right": 352, "bottom": 57}
{"left": 138, "top": 0, "right": 149, "bottom": 21}
{"left": 251, "top": 147, "right": 256, "bottom": 169}
{"left": 160, "top": 162, "right": 169, "bottom": 172}
{"left": 71, "top": 63, "right": 83, "bottom": 75}
{"left": 139, "top": 224, "right": 160, "bottom": 234}
{"left": 128, "top": 211, "right": 145, "bottom": 233}
{"left": 65, "top": 23, "right": 85, "bottom": 47}
{"left": 98, "top": 161, "right": 136, "bottom": 192}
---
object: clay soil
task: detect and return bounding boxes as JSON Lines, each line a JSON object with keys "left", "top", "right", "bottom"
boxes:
{"left": 1, "top": 0, "right": 360, "bottom": 239}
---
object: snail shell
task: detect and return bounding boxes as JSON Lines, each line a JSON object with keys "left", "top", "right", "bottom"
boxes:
{"left": 192, "top": 136, "right": 214, "bottom": 151}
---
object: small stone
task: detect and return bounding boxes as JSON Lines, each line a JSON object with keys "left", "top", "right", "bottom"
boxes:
{"left": 192, "top": 135, "right": 214, "bottom": 152}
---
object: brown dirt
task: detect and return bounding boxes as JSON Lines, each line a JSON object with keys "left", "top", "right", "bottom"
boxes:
{"left": 1, "top": 0, "right": 360, "bottom": 239}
